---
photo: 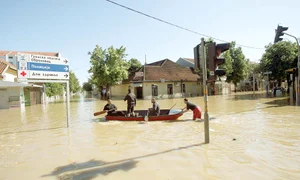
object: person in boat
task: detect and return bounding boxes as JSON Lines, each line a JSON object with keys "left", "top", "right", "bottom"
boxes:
{"left": 182, "top": 98, "right": 202, "bottom": 120}
{"left": 124, "top": 89, "right": 137, "bottom": 117}
{"left": 103, "top": 98, "right": 123, "bottom": 116}
{"left": 148, "top": 98, "right": 160, "bottom": 116}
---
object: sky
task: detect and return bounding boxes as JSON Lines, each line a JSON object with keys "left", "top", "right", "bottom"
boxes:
{"left": 1, "top": 0, "right": 299, "bottom": 84}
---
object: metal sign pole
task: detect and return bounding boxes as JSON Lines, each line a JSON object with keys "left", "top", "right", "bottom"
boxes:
{"left": 27, "top": 80, "right": 70, "bottom": 127}
{"left": 66, "top": 81, "right": 70, "bottom": 127}
{"left": 201, "top": 38, "right": 209, "bottom": 144}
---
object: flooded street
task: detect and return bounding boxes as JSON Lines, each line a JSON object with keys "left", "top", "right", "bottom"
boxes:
{"left": 0, "top": 92, "right": 299, "bottom": 180}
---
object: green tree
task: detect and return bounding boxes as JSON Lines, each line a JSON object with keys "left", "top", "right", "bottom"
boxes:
{"left": 69, "top": 70, "right": 80, "bottom": 94}
{"left": 245, "top": 60, "right": 260, "bottom": 79}
{"left": 128, "top": 58, "right": 142, "bottom": 75}
{"left": 224, "top": 42, "right": 248, "bottom": 89}
{"left": 45, "top": 83, "right": 64, "bottom": 97}
{"left": 82, "top": 81, "right": 93, "bottom": 91}
{"left": 88, "top": 45, "right": 129, "bottom": 92}
{"left": 260, "top": 41, "right": 297, "bottom": 86}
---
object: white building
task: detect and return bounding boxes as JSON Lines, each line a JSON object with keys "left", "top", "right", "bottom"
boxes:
{"left": 0, "top": 50, "right": 60, "bottom": 109}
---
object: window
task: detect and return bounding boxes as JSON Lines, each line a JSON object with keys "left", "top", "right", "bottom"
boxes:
{"left": 167, "top": 84, "right": 173, "bottom": 95}
{"left": 9, "top": 56, "right": 13, "bottom": 59}
{"left": 181, "top": 84, "right": 186, "bottom": 93}
{"left": 152, "top": 84, "right": 158, "bottom": 96}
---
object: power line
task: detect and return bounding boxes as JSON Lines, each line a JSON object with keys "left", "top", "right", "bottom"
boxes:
{"left": 106, "top": 0, "right": 264, "bottom": 50}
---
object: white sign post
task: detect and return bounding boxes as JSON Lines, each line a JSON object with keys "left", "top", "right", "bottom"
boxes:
{"left": 17, "top": 53, "right": 70, "bottom": 127}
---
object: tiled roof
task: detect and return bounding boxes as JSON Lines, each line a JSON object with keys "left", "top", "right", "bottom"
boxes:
{"left": 0, "top": 50, "right": 59, "bottom": 57}
{"left": 131, "top": 59, "right": 199, "bottom": 82}
{"left": 0, "top": 58, "right": 17, "bottom": 74}
{"left": 0, "top": 59, "right": 7, "bottom": 74}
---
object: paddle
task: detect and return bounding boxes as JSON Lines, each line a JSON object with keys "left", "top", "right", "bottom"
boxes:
{"left": 94, "top": 110, "right": 106, "bottom": 116}
{"left": 170, "top": 103, "right": 176, "bottom": 110}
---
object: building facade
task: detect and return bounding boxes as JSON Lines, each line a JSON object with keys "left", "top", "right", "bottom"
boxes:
{"left": 0, "top": 51, "right": 60, "bottom": 109}
{"left": 111, "top": 59, "right": 202, "bottom": 99}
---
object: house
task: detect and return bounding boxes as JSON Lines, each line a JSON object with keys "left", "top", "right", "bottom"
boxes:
{"left": 0, "top": 50, "right": 60, "bottom": 109}
{"left": 176, "top": 57, "right": 233, "bottom": 95}
{"left": 110, "top": 59, "right": 202, "bottom": 99}
{"left": 0, "top": 58, "right": 24, "bottom": 109}
{"left": 0, "top": 58, "right": 17, "bottom": 81}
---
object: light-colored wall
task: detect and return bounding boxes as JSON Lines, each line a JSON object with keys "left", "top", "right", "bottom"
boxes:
{"left": 143, "top": 81, "right": 201, "bottom": 99}
{"left": 7, "top": 56, "right": 17, "bottom": 67}
{"left": 0, "top": 55, "right": 17, "bottom": 67}
{"left": 111, "top": 81, "right": 202, "bottom": 99}
{"left": 3, "top": 68, "right": 17, "bottom": 82}
{"left": 0, "top": 87, "right": 21, "bottom": 109}
{"left": 110, "top": 83, "right": 132, "bottom": 98}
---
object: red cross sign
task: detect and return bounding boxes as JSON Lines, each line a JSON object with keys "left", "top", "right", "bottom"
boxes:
{"left": 20, "top": 71, "right": 27, "bottom": 77}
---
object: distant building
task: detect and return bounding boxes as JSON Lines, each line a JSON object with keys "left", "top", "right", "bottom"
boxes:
{"left": 0, "top": 51, "right": 60, "bottom": 67}
{"left": 176, "top": 57, "right": 194, "bottom": 68}
{"left": 176, "top": 57, "right": 232, "bottom": 95}
{"left": 0, "top": 50, "right": 60, "bottom": 109}
{"left": 111, "top": 59, "right": 202, "bottom": 99}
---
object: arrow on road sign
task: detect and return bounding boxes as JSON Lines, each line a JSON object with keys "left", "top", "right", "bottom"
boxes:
{"left": 64, "top": 74, "right": 69, "bottom": 78}
{"left": 64, "top": 59, "right": 68, "bottom": 64}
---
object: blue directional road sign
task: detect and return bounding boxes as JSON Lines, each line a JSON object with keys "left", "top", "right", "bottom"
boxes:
{"left": 28, "top": 62, "right": 69, "bottom": 72}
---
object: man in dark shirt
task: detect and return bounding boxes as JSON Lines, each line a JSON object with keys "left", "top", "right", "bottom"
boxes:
{"left": 103, "top": 98, "right": 118, "bottom": 116}
{"left": 124, "top": 89, "right": 136, "bottom": 117}
{"left": 182, "top": 98, "right": 202, "bottom": 120}
{"left": 148, "top": 98, "right": 160, "bottom": 116}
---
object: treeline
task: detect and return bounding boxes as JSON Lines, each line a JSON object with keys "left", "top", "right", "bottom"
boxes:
{"left": 45, "top": 70, "right": 80, "bottom": 97}
{"left": 83, "top": 40, "right": 298, "bottom": 93}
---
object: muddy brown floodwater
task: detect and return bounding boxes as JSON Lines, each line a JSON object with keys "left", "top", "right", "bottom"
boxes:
{"left": 0, "top": 92, "right": 299, "bottom": 180}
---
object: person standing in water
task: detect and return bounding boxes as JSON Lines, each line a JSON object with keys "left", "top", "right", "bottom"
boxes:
{"left": 182, "top": 98, "right": 202, "bottom": 120}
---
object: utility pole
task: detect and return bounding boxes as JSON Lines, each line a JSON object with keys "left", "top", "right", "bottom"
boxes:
{"left": 282, "top": 32, "right": 300, "bottom": 105}
{"left": 201, "top": 38, "right": 210, "bottom": 144}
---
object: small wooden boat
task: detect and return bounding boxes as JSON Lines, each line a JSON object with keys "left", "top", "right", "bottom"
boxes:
{"left": 105, "top": 109, "right": 183, "bottom": 121}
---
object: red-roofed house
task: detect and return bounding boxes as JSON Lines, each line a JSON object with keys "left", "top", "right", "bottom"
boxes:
{"left": 0, "top": 58, "right": 17, "bottom": 81}
{"left": 110, "top": 59, "right": 202, "bottom": 99}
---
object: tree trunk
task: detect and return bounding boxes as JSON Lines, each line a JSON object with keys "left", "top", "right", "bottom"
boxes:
{"left": 277, "top": 79, "right": 281, "bottom": 87}
{"left": 106, "top": 84, "right": 111, "bottom": 99}
{"left": 234, "top": 82, "right": 237, "bottom": 93}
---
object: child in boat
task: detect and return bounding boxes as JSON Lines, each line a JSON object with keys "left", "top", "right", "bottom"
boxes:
{"left": 182, "top": 98, "right": 202, "bottom": 120}
{"left": 148, "top": 98, "right": 160, "bottom": 116}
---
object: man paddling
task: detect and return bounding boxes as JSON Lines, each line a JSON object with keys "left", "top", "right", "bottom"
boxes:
{"left": 182, "top": 98, "right": 202, "bottom": 120}
{"left": 103, "top": 98, "right": 118, "bottom": 116}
